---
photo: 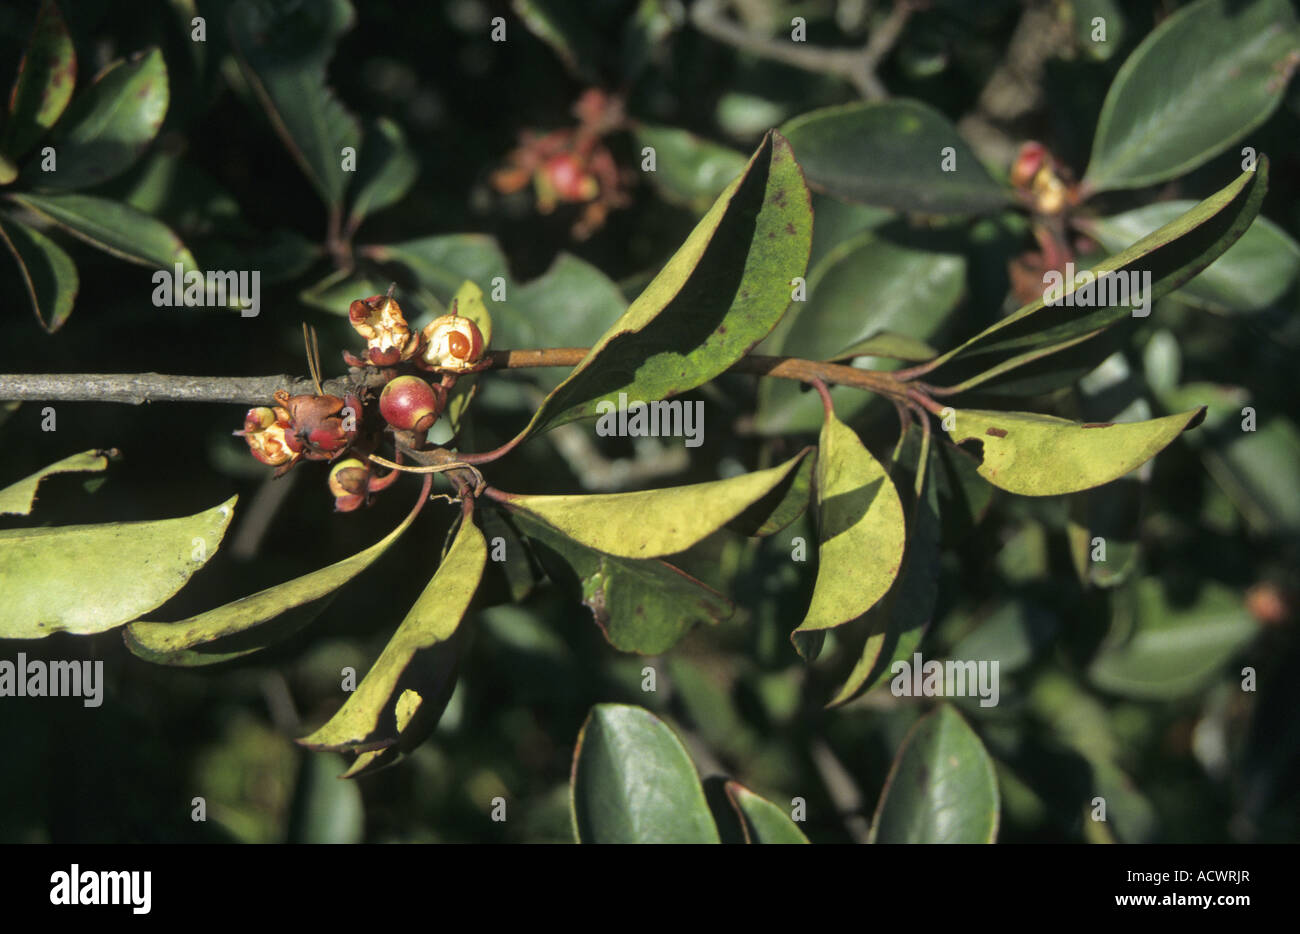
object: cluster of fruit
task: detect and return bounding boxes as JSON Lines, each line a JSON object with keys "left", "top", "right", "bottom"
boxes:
{"left": 235, "top": 293, "right": 486, "bottom": 511}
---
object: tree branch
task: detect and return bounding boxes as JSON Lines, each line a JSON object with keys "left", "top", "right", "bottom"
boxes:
{"left": 0, "top": 349, "right": 916, "bottom": 407}
{"left": 690, "top": 0, "right": 914, "bottom": 100}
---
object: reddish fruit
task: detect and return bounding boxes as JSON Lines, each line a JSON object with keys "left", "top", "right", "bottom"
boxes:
{"left": 1010, "top": 142, "right": 1046, "bottom": 189}
{"left": 379, "top": 375, "right": 444, "bottom": 432}
{"left": 274, "top": 389, "right": 354, "bottom": 460}
{"left": 543, "top": 154, "right": 599, "bottom": 203}
{"left": 235, "top": 406, "right": 296, "bottom": 467}
{"left": 348, "top": 293, "right": 418, "bottom": 366}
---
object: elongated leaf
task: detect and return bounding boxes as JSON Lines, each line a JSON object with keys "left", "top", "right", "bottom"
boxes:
{"left": 229, "top": 0, "right": 360, "bottom": 208}
{"left": 0, "top": 214, "right": 77, "bottom": 332}
{"left": 513, "top": 130, "right": 810, "bottom": 440}
{"left": 634, "top": 124, "right": 747, "bottom": 210}
{"left": 0, "top": 0, "right": 76, "bottom": 163}
{"left": 944, "top": 406, "right": 1205, "bottom": 496}
{"left": 922, "top": 163, "right": 1266, "bottom": 393}
{"left": 1089, "top": 579, "right": 1259, "bottom": 699}
{"left": 31, "top": 48, "right": 168, "bottom": 190}
{"left": 513, "top": 0, "right": 601, "bottom": 80}
{"left": 758, "top": 230, "right": 964, "bottom": 433}
{"left": 571, "top": 704, "right": 720, "bottom": 843}
{"left": 829, "top": 434, "right": 941, "bottom": 706}
{"left": 779, "top": 100, "right": 1012, "bottom": 215}
{"left": 0, "top": 496, "right": 235, "bottom": 639}
{"left": 124, "top": 490, "right": 426, "bottom": 665}
{"left": 1082, "top": 203, "right": 1300, "bottom": 313}
{"left": 514, "top": 510, "right": 731, "bottom": 654}
{"left": 1083, "top": 0, "right": 1299, "bottom": 192}
{"left": 347, "top": 116, "right": 418, "bottom": 229}
{"left": 792, "top": 411, "right": 905, "bottom": 647}
{"left": 298, "top": 515, "right": 485, "bottom": 752}
{"left": 870, "top": 705, "right": 999, "bottom": 843}
{"left": 830, "top": 332, "right": 938, "bottom": 363}
{"left": 11, "top": 192, "right": 196, "bottom": 270}
{"left": 501, "top": 450, "right": 809, "bottom": 559}
{"left": 724, "top": 781, "right": 809, "bottom": 844}
{"left": 0, "top": 449, "right": 109, "bottom": 516}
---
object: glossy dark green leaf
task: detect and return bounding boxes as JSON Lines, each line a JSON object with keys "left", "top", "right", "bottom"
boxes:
{"left": 0, "top": 0, "right": 76, "bottom": 164}
{"left": 124, "top": 489, "right": 424, "bottom": 665}
{"left": 31, "top": 48, "right": 168, "bottom": 190}
{"left": 922, "top": 163, "right": 1266, "bottom": 393}
{"left": 780, "top": 100, "right": 1012, "bottom": 215}
{"left": 298, "top": 515, "right": 484, "bottom": 752}
{"left": 724, "top": 781, "right": 809, "bottom": 843}
{"left": 0, "top": 214, "right": 77, "bottom": 332}
{"left": 229, "top": 0, "right": 360, "bottom": 208}
{"left": 0, "top": 449, "right": 109, "bottom": 516}
{"left": 870, "top": 704, "right": 1000, "bottom": 843}
{"left": 571, "top": 704, "right": 720, "bottom": 843}
{"left": 1089, "top": 579, "right": 1259, "bottom": 699}
{"left": 635, "top": 124, "right": 747, "bottom": 211}
{"left": 0, "top": 496, "right": 235, "bottom": 639}
{"left": 1083, "top": 0, "right": 1299, "bottom": 192}
{"left": 515, "top": 131, "right": 811, "bottom": 440}
{"left": 500, "top": 450, "right": 810, "bottom": 558}
{"left": 512, "top": 511, "right": 732, "bottom": 655}
{"left": 11, "top": 192, "right": 196, "bottom": 270}
{"left": 347, "top": 116, "right": 418, "bottom": 230}
{"left": 1081, "top": 202, "right": 1300, "bottom": 313}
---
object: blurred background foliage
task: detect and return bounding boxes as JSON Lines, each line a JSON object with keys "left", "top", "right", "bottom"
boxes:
{"left": 1, "top": 0, "right": 1297, "bottom": 842}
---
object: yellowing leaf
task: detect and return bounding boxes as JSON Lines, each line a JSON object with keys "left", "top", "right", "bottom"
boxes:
{"left": 0, "top": 449, "right": 110, "bottom": 516}
{"left": 298, "top": 514, "right": 485, "bottom": 753}
{"left": 792, "top": 412, "right": 905, "bottom": 641}
{"left": 0, "top": 495, "right": 236, "bottom": 639}
{"left": 945, "top": 407, "right": 1206, "bottom": 496}
{"left": 501, "top": 450, "right": 810, "bottom": 559}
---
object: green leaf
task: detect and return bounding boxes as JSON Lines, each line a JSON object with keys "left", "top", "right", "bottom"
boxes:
{"left": 0, "top": 449, "right": 110, "bottom": 516}
{"left": 571, "top": 704, "right": 720, "bottom": 843}
{"left": 1089, "top": 579, "right": 1259, "bottom": 699}
{"left": 724, "top": 781, "right": 809, "bottom": 843}
{"left": 512, "top": 0, "right": 601, "bottom": 80}
{"left": 229, "top": 0, "right": 361, "bottom": 208}
{"left": 829, "top": 332, "right": 939, "bottom": 363}
{"left": 124, "top": 490, "right": 425, "bottom": 665}
{"left": 792, "top": 412, "right": 906, "bottom": 644}
{"left": 31, "top": 48, "right": 168, "bottom": 190}
{"left": 1083, "top": 0, "right": 1299, "bottom": 192}
{"left": 0, "top": 495, "right": 235, "bottom": 639}
{"left": 500, "top": 450, "right": 811, "bottom": 559}
{"left": 829, "top": 435, "right": 941, "bottom": 706}
{"left": 346, "top": 117, "right": 418, "bottom": 230}
{"left": 634, "top": 124, "right": 748, "bottom": 210}
{"left": 515, "top": 130, "right": 811, "bottom": 440}
{"left": 1081, "top": 203, "right": 1300, "bottom": 313}
{"left": 922, "top": 163, "right": 1267, "bottom": 394}
{"left": 0, "top": 214, "right": 78, "bottom": 332}
{"left": 870, "top": 704, "right": 1000, "bottom": 843}
{"left": 286, "top": 752, "right": 365, "bottom": 842}
{"left": 757, "top": 230, "right": 964, "bottom": 433}
{"left": 944, "top": 406, "right": 1205, "bottom": 496}
{"left": 298, "top": 514, "right": 485, "bottom": 752}
{"left": 513, "top": 511, "right": 732, "bottom": 655}
{"left": 779, "top": 100, "right": 1012, "bottom": 215}
{"left": 10, "top": 192, "right": 196, "bottom": 270}
{"left": 0, "top": 0, "right": 76, "bottom": 163}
